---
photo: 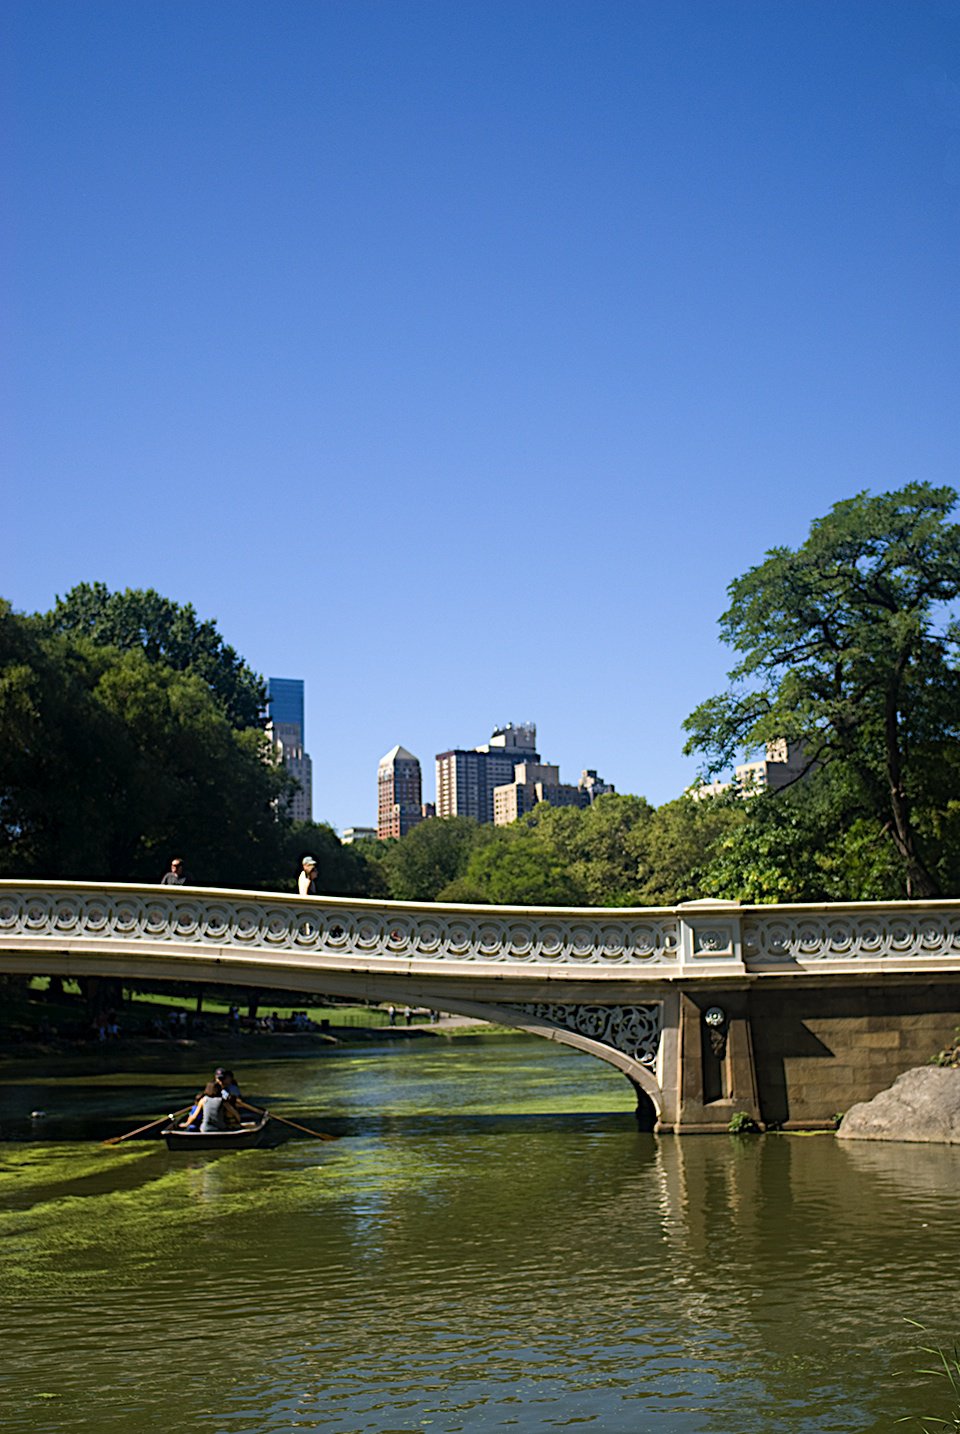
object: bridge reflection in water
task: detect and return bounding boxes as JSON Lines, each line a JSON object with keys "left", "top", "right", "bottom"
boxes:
{"left": 2, "top": 881, "right": 960, "bottom": 1132}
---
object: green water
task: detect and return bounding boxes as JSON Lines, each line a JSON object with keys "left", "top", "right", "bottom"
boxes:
{"left": 1, "top": 1035, "right": 958, "bottom": 1432}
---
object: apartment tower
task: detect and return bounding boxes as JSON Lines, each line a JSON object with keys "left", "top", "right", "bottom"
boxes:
{"left": 378, "top": 745, "right": 424, "bottom": 840}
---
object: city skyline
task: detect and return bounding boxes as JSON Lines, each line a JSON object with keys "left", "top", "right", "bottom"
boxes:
{"left": 6, "top": 3, "right": 957, "bottom": 835}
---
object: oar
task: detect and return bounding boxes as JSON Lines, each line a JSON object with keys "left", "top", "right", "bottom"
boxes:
{"left": 103, "top": 1104, "right": 195, "bottom": 1146}
{"left": 239, "top": 1099, "right": 337, "bottom": 1142}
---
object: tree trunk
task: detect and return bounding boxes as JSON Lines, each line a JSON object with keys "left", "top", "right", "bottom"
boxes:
{"left": 884, "top": 667, "right": 939, "bottom": 898}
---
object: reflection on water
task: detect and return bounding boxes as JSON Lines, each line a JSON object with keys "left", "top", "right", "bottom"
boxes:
{"left": 1, "top": 1035, "right": 958, "bottom": 1433}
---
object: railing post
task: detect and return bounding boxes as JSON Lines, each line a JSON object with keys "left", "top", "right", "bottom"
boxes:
{"left": 676, "top": 900, "right": 745, "bottom": 976}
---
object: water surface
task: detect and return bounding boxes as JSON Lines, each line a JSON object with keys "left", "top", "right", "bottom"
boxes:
{"left": 1, "top": 1035, "right": 957, "bottom": 1432}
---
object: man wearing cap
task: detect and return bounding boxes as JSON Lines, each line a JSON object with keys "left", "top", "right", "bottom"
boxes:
{"left": 161, "top": 857, "right": 187, "bottom": 886}
{"left": 299, "top": 856, "right": 318, "bottom": 897}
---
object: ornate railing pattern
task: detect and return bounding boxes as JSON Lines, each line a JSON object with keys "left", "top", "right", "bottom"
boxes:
{"left": 0, "top": 885, "right": 679, "bottom": 968}
{"left": 2, "top": 883, "right": 960, "bottom": 978}
{"left": 515, "top": 1003, "right": 662, "bottom": 1067}
{"left": 742, "top": 908, "right": 960, "bottom": 965}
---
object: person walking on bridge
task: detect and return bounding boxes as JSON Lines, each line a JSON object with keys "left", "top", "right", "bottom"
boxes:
{"left": 299, "top": 856, "right": 318, "bottom": 896}
{"left": 161, "top": 857, "right": 187, "bottom": 886}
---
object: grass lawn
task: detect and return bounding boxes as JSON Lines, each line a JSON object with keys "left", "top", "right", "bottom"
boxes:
{"left": 8, "top": 977, "right": 401, "bottom": 1043}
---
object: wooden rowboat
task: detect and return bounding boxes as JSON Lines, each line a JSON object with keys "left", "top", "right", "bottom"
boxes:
{"left": 161, "top": 1115, "right": 272, "bottom": 1150}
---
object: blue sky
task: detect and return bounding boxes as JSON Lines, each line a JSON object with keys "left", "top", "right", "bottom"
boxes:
{"left": 4, "top": 1, "right": 959, "bottom": 831}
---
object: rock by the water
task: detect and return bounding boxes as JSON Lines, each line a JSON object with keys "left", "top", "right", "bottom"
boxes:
{"left": 837, "top": 1066, "right": 960, "bottom": 1144}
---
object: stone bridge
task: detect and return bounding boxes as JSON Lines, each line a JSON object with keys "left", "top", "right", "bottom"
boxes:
{"left": 2, "top": 881, "right": 960, "bottom": 1132}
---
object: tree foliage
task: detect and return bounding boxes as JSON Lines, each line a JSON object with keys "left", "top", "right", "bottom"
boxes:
{"left": 0, "top": 599, "right": 287, "bottom": 885}
{"left": 684, "top": 484, "right": 960, "bottom": 896}
{"left": 374, "top": 816, "right": 479, "bottom": 902}
{"left": 438, "top": 819, "right": 587, "bottom": 906}
{"left": 44, "top": 583, "right": 266, "bottom": 730}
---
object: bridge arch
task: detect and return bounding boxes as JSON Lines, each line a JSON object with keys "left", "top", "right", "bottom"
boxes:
{"left": 0, "top": 881, "right": 667, "bottom": 1122}
{"left": 410, "top": 996, "right": 663, "bottom": 1123}
{"left": 7, "top": 880, "right": 960, "bottom": 1131}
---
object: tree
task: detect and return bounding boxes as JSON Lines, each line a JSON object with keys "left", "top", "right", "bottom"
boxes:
{"left": 517, "top": 795, "right": 655, "bottom": 905}
{"left": 0, "top": 600, "right": 288, "bottom": 884}
{"left": 437, "top": 819, "right": 587, "bottom": 906}
{"left": 377, "top": 816, "right": 480, "bottom": 901}
{"left": 697, "top": 775, "right": 904, "bottom": 904}
{"left": 632, "top": 794, "right": 743, "bottom": 904}
{"left": 44, "top": 583, "right": 266, "bottom": 730}
{"left": 683, "top": 484, "right": 960, "bottom": 897}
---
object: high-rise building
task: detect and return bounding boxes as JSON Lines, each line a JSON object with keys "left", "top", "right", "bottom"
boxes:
{"left": 690, "top": 740, "right": 809, "bottom": 800}
{"left": 266, "top": 678, "right": 305, "bottom": 730}
{"left": 436, "top": 723, "right": 540, "bottom": 824}
{"left": 492, "top": 762, "right": 614, "bottom": 824}
{"left": 266, "top": 677, "right": 313, "bottom": 823}
{"left": 378, "top": 745, "right": 424, "bottom": 840}
{"left": 493, "top": 762, "right": 583, "bottom": 825}
{"left": 735, "top": 740, "right": 809, "bottom": 793}
{"left": 578, "top": 769, "right": 616, "bottom": 803}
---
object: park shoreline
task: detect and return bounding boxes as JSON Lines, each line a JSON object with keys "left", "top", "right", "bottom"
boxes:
{"left": 0, "top": 1016, "right": 511, "bottom": 1080}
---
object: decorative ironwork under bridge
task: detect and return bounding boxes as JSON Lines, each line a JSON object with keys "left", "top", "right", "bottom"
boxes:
{"left": 3, "top": 882, "right": 960, "bottom": 1131}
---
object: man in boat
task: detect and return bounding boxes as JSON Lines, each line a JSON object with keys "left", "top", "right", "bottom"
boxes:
{"left": 215, "top": 1068, "right": 243, "bottom": 1127}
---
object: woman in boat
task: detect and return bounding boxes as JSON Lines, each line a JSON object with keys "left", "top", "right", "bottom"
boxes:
{"left": 186, "top": 1081, "right": 233, "bottom": 1133}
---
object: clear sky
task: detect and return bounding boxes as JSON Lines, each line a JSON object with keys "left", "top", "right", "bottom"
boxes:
{"left": 4, "top": 1, "right": 959, "bottom": 831}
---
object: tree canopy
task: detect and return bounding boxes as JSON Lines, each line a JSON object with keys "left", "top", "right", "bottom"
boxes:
{"left": 370, "top": 815, "right": 480, "bottom": 902}
{"left": 683, "top": 483, "right": 960, "bottom": 896}
{"left": 0, "top": 598, "right": 287, "bottom": 885}
{"left": 44, "top": 583, "right": 266, "bottom": 730}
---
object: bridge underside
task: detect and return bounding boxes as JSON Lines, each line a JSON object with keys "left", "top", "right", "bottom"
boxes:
{"left": 0, "top": 945, "right": 669, "bottom": 1122}
{"left": 7, "top": 944, "right": 960, "bottom": 1133}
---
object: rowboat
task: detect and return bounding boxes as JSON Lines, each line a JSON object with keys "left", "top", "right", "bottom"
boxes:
{"left": 161, "top": 1114, "right": 272, "bottom": 1150}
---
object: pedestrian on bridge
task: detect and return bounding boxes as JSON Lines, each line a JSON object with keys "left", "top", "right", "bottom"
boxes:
{"left": 161, "top": 857, "right": 187, "bottom": 886}
{"left": 299, "top": 856, "right": 317, "bottom": 896}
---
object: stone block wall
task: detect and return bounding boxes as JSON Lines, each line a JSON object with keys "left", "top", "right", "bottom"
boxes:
{"left": 747, "top": 981, "right": 960, "bottom": 1126}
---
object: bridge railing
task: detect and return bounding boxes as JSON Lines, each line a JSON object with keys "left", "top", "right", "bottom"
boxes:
{"left": 2, "top": 882, "right": 960, "bottom": 979}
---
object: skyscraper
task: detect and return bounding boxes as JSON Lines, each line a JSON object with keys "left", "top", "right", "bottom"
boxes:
{"left": 436, "top": 722, "right": 540, "bottom": 824}
{"left": 378, "top": 745, "right": 424, "bottom": 840}
{"left": 266, "top": 677, "right": 313, "bottom": 823}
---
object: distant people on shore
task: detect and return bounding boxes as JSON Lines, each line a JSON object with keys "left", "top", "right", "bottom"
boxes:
{"left": 93, "top": 1009, "right": 121, "bottom": 1041}
{"left": 161, "top": 857, "right": 187, "bottom": 886}
{"left": 299, "top": 856, "right": 317, "bottom": 896}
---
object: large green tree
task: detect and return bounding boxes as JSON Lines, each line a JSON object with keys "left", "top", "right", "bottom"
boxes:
{"left": 0, "top": 600, "right": 288, "bottom": 884}
{"left": 517, "top": 795, "right": 654, "bottom": 905}
{"left": 632, "top": 794, "right": 743, "bottom": 904}
{"left": 684, "top": 484, "right": 960, "bottom": 897}
{"left": 44, "top": 583, "right": 266, "bottom": 730}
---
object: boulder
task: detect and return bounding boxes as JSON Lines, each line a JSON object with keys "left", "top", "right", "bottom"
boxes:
{"left": 837, "top": 1066, "right": 960, "bottom": 1144}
